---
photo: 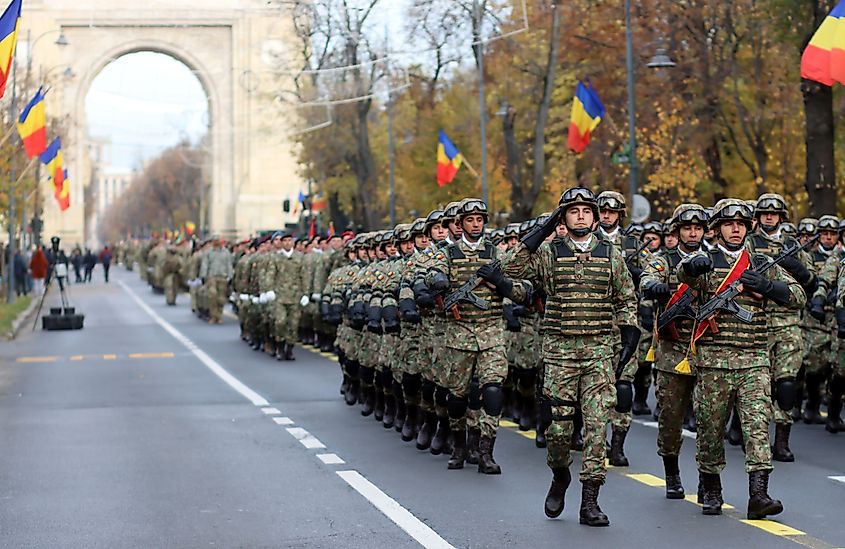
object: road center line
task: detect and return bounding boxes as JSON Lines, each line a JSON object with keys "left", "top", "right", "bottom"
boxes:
{"left": 337, "top": 470, "right": 454, "bottom": 549}
{"left": 119, "top": 280, "right": 269, "bottom": 407}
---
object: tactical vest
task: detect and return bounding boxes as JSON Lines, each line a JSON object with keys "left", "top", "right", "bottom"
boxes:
{"left": 659, "top": 248, "right": 694, "bottom": 342}
{"left": 811, "top": 248, "right": 836, "bottom": 314}
{"left": 543, "top": 239, "right": 615, "bottom": 336}
{"left": 696, "top": 250, "right": 767, "bottom": 349}
{"left": 446, "top": 242, "right": 502, "bottom": 323}
{"left": 749, "top": 232, "right": 800, "bottom": 316}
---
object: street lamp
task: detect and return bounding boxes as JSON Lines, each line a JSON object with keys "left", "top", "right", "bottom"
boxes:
{"left": 624, "top": 0, "right": 674, "bottom": 203}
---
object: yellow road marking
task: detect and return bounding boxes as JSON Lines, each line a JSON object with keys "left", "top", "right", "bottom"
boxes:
{"left": 741, "top": 520, "right": 805, "bottom": 536}
{"left": 15, "top": 356, "right": 58, "bottom": 363}
{"left": 128, "top": 352, "right": 175, "bottom": 359}
{"left": 625, "top": 473, "right": 665, "bottom": 487}
{"left": 102, "top": 354, "right": 117, "bottom": 360}
{"left": 70, "top": 355, "right": 84, "bottom": 361}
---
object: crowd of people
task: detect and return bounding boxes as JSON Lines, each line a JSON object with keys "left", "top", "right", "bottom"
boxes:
{"left": 1, "top": 243, "right": 113, "bottom": 297}
{"left": 117, "top": 189, "right": 845, "bottom": 527}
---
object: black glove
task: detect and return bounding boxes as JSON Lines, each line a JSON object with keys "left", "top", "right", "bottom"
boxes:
{"left": 740, "top": 271, "right": 792, "bottom": 306}
{"left": 628, "top": 265, "right": 643, "bottom": 288}
{"left": 427, "top": 270, "right": 450, "bottom": 293}
{"left": 836, "top": 308, "right": 845, "bottom": 339}
{"left": 398, "top": 297, "right": 421, "bottom": 324}
{"left": 521, "top": 206, "right": 564, "bottom": 253}
{"left": 350, "top": 301, "right": 366, "bottom": 330}
{"left": 412, "top": 279, "right": 435, "bottom": 308}
{"left": 366, "top": 304, "right": 383, "bottom": 334}
{"left": 477, "top": 262, "right": 513, "bottom": 297}
{"left": 639, "top": 304, "right": 654, "bottom": 332}
{"left": 644, "top": 282, "right": 671, "bottom": 303}
{"left": 512, "top": 304, "right": 527, "bottom": 317}
{"left": 808, "top": 295, "right": 826, "bottom": 322}
{"left": 328, "top": 303, "right": 343, "bottom": 326}
{"left": 778, "top": 255, "right": 813, "bottom": 286}
{"left": 503, "top": 304, "right": 521, "bottom": 332}
{"left": 683, "top": 255, "right": 713, "bottom": 277}
{"left": 616, "top": 325, "right": 641, "bottom": 379}
{"left": 320, "top": 302, "right": 330, "bottom": 322}
{"left": 382, "top": 305, "right": 400, "bottom": 334}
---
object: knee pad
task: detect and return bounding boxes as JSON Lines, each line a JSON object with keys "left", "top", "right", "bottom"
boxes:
{"left": 468, "top": 379, "right": 482, "bottom": 411}
{"left": 421, "top": 379, "right": 436, "bottom": 403}
{"left": 481, "top": 383, "right": 504, "bottom": 416}
{"left": 435, "top": 385, "right": 450, "bottom": 408}
{"left": 402, "top": 373, "right": 422, "bottom": 398}
{"left": 614, "top": 380, "right": 633, "bottom": 413}
{"left": 346, "top": 359, "right": 360, "bottom": 377}
{"left": 447, "top": 394, "right": 468, "bottom": 420}
{"left": 359, "top": 366, "right": 374, "bottom": 385}
{"left": 775, "top": 378, "right": 797, "bottom": 411}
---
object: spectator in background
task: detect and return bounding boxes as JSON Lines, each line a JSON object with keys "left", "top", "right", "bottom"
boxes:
{"left": 70, "top": 247, "right": 83, "bottom": 283}
{"left": 13, "top": 251, "right": 27, "bottom": 296}
{"left": 83, "top": 249, "right": 96, "bottom": 283}
{"left": 99, "top": 245, "right": 113, "bottom": 283}
{"left": 29, "top": 245, "right": 48, "bottom": 295}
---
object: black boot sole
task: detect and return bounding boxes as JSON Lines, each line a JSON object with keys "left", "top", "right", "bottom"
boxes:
{"left": 747, "top": 502, "right": 783, "bottom": 520}
{"left": 579, "top": 517, "right": 609, "bottom": 526}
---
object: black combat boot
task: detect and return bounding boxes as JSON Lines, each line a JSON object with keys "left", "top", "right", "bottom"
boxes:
{"left": 402, "top": 405, "right": 418, "bottom": 442}
{"left": 544, "top": 467, "right": 571, "bottom": 518}
{"left": 394, "top": 400, "right": 406, "bottom": 433}
{"left": 251, "top": 337, "right": 262, "bottom": 351}
{"left": 578, "top": 480, "right": 609, "bottom": 526}
{"left": 825, "top": 376, "right": 844, "bottom": 433}
{"left": 431, "top": 416, "right": 450, "bottom": 455}
{"left": 662, "top": 455, "right": 684, "bottom": 499}
{"left": 284, "top": 343, "right": 296, "bottom": 361}
{"left": 275, "top": 342, "right": 285, "bottom": 361}
{"left": 447, "top": 429, "right": 467, "bottom": 470}
{"left": 700, "top": 473, "right": 723, "bottom": 515}
{"left": 512, "top": 393, "right": 523, "bottom": 424}
{"left": 535, "top": 429, "right": 547, "bottom": 448}
{"left": 360, "top": 385, "right": 375, "bottom": 417}
{"left": 466, "top": 427, "right": 481, "bottom": 465}
{"left": 571, "top": 411, "right": 584, "bottom": 451}
{"left": 632, "top": 366, "right": 652, "bottom": 416}
{"left": 792, "top": 375, "right": 805, "bottom": 422}
{"left": 685, "top": 405, "right": 697, "bottom": 433}
{"left": 373, "top": 385, "right": 385, "bottom": 423}
{"left": 803, "top": 374, "right": 825, "bottom": 424}
{"left": 416, "top": 412, "right": 437, "bottom": 450}
{"left": 477, "top": 435, "right": 501, "bottom": 475}
{"left": 747, "top": 470, "right": 783, "bottom": 519}
{"left": 726, "top": 410, "right": 743, "bottom": 446}
{"left": 382, "top": 393, "right": 396, "bottom": 428}
{"left": 608, "top": 427, "right": 629, "bottom": 467}
{"left": 519, "top": 396, "right": 535, "bottom": 431}
{"left": 771, "top": 423, "right": 795, "bottom": 462}
{"left": 345, "top": 378, "right": 360, "bottom": 407}
{"left": 340, "top": 373, "right": 349, "bottom": 396}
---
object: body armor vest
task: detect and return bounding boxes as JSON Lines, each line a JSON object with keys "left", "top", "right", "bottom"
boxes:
{"left": 543, "top": 239, "right": 615, "bottom": 336}
{"left": 660, "top": 248, "right": 694, "bottom": 342}
{"left": 697, "top": 250, "right": 768, "bottom": 349}
{"left": 749, "top": 232, "right": 800, "bottom": 317}
{"left": 446, "top": 242, "right": 502, "bottom": 323}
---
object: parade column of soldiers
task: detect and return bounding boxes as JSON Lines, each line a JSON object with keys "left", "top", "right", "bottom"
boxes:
{"left": 120, "top": 184, "right": 845, "bottom": 527}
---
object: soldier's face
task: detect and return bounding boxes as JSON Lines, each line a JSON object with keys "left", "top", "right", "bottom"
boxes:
{"left": 506, "top": 236, "right": 518, "bottom": 249}
{"left": 330, "top": 238, "right": 343, "bottom": 250}
{"left": 430, "top": 224, "right": 449, "bottom": 241}
{"left": 565, "top": 206, "right": 594, "bottom": 232}
{"left": 414, "top": 234, "right": 430, "bottom": 249}
{"left": 820, "top": 230, "right": 838, "bottom": 249}
{"left": 367, "top": 248, "right": 377, "bottom": 260}
{"left": 461, "top": 215, "right": 485, "bottom": 241}
{"left": 399, "top": 240, "right": 415, "bottom": 255}
{"left": 719, "top": 220, "right": 747, "bottom": 245}
{"left": 759, "top": 212, "right": 781, "bottom": 229}
{"left": 643, "top": 233, "right": 662, "bottom": 250}
{"left": 357, "top": 248, "right": 368, "bottom": 260}
{"left": 375, "top": 247, "right": 387, "bottom": 259}
{"left": 678, "top": 225, "right": 703, "bottom": 248}
{"left": 664, "top": 232, "right": 679, "bottom": 249}
{"left": 496, "top": 241, "right": 508, "bottom": 251}
{"left": 384, "top": 243, "right": 398, "bottom": 256}
{"left": 448, "top": 220, "right": 462, "bottom": 238}
{"left": 281, "top": 237, "right": 294, "bottom": 251}
{"left": 600, "top": 209, "right": 620, "bottom": 227}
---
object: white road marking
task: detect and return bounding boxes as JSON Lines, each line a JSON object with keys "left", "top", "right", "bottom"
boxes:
{"left": 273, "top": 417, "right": 295, "bottom": 425}
{"left": 634, "top": 419, "right": 696, "bottom": 439}
{"left": 337, "top": 470, "right": 454, "bottom": 549}
{"left": 317, "top": 453, "right": 345, "bottom": 465}
{"left": 829, "top": 476, "right": 845, "bottom": 484}
{"left": 261, "top": 407, "right": 281, "bottom": 415}
{"left": 286, "top": 427, "right": 327, "bottom": 449}
{"left": 119, "top": 280, "right": 269, "bottom": 407}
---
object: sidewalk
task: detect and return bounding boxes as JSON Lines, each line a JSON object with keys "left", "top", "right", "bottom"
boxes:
{"left": 1, "top": 295, "right": 37, "bottom": 339}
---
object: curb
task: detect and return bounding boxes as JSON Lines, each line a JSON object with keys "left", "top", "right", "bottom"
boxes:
{"left": 7, "top": 298, "right": 39, "bottom": 340}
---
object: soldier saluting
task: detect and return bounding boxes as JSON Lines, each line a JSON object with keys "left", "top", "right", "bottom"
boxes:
{"left": 505, "top": 187, "right": 639, "bottom": 527}
{"left": 677, "top": 198, "right": 804, "bottom": 519}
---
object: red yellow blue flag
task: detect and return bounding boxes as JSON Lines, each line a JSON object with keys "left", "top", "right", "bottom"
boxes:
{"left": 17, "top": 87, "right": 47, "bottom": 158}
{"left": 56, "top": 168, "right": 70, "bottom": 211}
{"left": 0, "top": 0, "right": 21, "bottom": 99}
{"left": 801, "top": 0, "right": 845, "bottom": 86}
{"left": 567, "top": 81, "right": 605, "bottom": 153}
{"left": 436, "top": 130, "right": 463, "bottom": 187}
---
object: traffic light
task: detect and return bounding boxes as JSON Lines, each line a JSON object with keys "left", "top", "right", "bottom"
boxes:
{"left": 283, "top": 199, "right": 290, "bottom": 213}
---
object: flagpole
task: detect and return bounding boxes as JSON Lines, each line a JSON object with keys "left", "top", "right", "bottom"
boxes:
{"left": 6, "top": 52, "right": 17, "bottom": 304}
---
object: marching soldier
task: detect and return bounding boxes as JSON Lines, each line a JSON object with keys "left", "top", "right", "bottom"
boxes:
{"left": 200, "top": 237, "right": 234, "bottom": 324}
{"left": 271, "top": 233, "right": 309, "bottom": 360}
{"left": 678, "top": 198, "right": 804, "bottom": 519}
{"left": 506, "top": 187, "right": 639, "bottom": 526}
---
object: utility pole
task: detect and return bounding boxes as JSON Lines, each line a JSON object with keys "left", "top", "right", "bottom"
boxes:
{"left": 6, "top": 53, "right": 17, "bottom": 303}
{"left": 473, "top": 0, "right": 489, "bottom": 205}
{"left": 624, "top": 0, "right": 638, "bottom": 201}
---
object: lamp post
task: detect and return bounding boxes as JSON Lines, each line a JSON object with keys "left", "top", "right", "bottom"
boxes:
{"left": 473, "top": 0, "right": 489, "bottom": 205}
{"left": 624, "top": 0, "right": 674, "bottom": 203}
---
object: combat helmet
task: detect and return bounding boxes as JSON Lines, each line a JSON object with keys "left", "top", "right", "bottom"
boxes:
{"left": 424, "top": 210, "right": 445, "bottom": 235}
{"left": 709, "top": 198, "right": 754, "bottom": 230}
{"left": 671, "top": 203, "right": 708, "bottom": 227}
{"left": 597, "top": 190, "right": 626, "bottom": 216}
{"left": 754, "top": 193, "right": 789, "bottom": 220}
{"left": 797, "top": 217, "right": 818, "bottom": 236}
{"left": 817, "top": 215, "right": 840, "bottom": 233}
{"left": 558, "top": 187, "right": 599, "bottom": 218}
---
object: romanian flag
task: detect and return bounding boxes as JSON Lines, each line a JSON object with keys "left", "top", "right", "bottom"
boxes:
{"left": 56, "top": 169, "right": 70, "bottom": 211}
{"left": 311, "top": 193, "right": 328, "bottom": 211}
{"left": 327, "top": 221, "right": 335, "bottom": 238}
{"left": 0, "top": 0, "right": 21, "bottom": 99}
{"left": 567, "top": 81, "right": 605, "bottom": 153}
{"left": 39, "top": 137, "right": 65, "bottom": 196}
{"left": 436, "top": 129, "right": 463, "bottom": 187}
{"left": 17, "top": 87, "right": 47, "bottom": 158}
{"left": 185, "top": 221, "right": 196, "bottom": 236}
{"left": 801, "top": 0, "right": 845, "bottom": 86}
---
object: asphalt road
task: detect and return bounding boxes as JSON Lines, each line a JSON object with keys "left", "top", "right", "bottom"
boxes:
{"left": 1, "top": 268, "right": 844, "bottom": 548}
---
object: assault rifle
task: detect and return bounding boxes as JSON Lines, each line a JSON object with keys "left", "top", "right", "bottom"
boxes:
{"left": 441, "top": 260, "right": 498, "bottom": 316}
{"left": 657, "top": 286, "right": 697, "bottom": 337}
{"left": 626, "top": 238, "right": 656, "bottom": 266}
{"left": 696, "top": 234, "right": 819, "bottom": 327}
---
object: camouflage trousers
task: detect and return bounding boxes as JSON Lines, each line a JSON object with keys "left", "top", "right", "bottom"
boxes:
{"left": 420, "top": 316, "right": 447, "bottom": 416}
{"left": 273, "top": 302, "right": 301, "bottom": 344}
{"left": 655, "top": 339, "right": 698, "bottom": 457}
{"left": 189, "top": 285, "right": 199, "bottom": 312}
{"left": 835, "top": 337, "right": 845, "bottom": 378}
{"left": 694, "top": 349, "right": 773, "bottom": 475}
{"left": 542, "top": 334, "right": 616, "bottom": 483}
{"left": 610, "top": 328, "right": 650, "bottom": 430}
{"left": 768, "top": 325, "right": 803, "bottom": 426}
{"left": 163, "top": 274, "right": 179, "bottom": 305}
{"left": 802, "top": 327, "right": 833, "bottom": 377}
{"left": 440, "top": 344, "right": 507, "bottom": 438}
{"left": 238, "top": 300, "right": 250, "bottom": 332}
{"left": 206, "top": 277, "right": 228, "bottom": 322}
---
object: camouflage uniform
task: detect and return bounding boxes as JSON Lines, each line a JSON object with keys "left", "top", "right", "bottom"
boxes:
{"left": 162, "top": 246, "right": 185, "bottom": 305}
{"left": 200, "top": 246, "right": 233, "bottom": 323}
